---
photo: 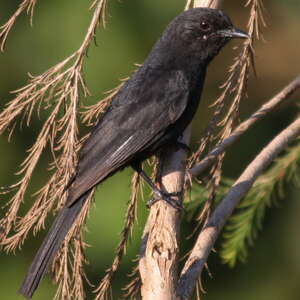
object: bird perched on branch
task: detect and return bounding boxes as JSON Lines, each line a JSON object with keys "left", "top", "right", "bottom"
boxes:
{"left": 19, "top": 7, "right": 248, "bottom": 298}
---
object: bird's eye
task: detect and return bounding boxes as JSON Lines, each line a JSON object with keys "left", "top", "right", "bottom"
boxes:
{"left": 200, "top": 21, "right": 211, "bottom": 32}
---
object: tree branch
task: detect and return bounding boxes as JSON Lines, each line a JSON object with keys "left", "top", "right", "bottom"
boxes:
{"left": 189, "top": 74, "right": 300, "bottom": 178}
{"left": 139, "top": 129, "right": 190, "bottom": 300}
{"left": 177, "top": 116, "right": 300, "bottom": 299}
{"left": 138, "top": 1, "right": 223, "bottom": 299}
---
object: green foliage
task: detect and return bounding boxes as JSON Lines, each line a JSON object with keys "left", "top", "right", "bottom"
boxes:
{"left": 221, "top": 139, "right": 300, "bottom": 267}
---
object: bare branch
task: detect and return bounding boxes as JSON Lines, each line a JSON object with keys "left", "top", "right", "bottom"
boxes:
{"left": 177, "top": 116, "right": 300, "bottom": 299}
{"left": 138, "top": 2, "right": 223, "bottom": 299}
{"left": 138, "top": 139, "right": 188, "bottom": 300}
{"left": 221, "top": 138, "right": 300, "bottom": 266}
{"left": 189, "top": 74, "right": 300, "bottom": 178}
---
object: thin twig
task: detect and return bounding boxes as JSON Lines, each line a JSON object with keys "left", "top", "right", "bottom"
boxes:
{"left": 123, "top": 264, "right": 142, "bottom": 300}
{"left": 52, "top": 189, "right": 94, "bottom": 300}
{"left": 189, "top": 74, "right": 300, "bottom": 178}
{"left": 81, "top": 79, "right": 126, "bottom": 126}
{"left": 94, "top": 173, "right": 140, "bottom": 300}
{"left": 177, "top": 116, "right": 300, "bottom": 299}
{"left": 187, "top": 0, "right": 265, "bottom": 228}
{"left": 0, "top": 0, "right": 38, "bottom": 51}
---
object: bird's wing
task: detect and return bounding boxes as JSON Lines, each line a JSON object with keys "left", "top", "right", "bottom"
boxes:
{"left": 67, "top": 69, "right": 190, "bottom": 204}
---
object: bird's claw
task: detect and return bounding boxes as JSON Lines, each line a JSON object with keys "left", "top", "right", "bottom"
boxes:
{"left": 147, "top": 191, "right": 183, "bottom": 211}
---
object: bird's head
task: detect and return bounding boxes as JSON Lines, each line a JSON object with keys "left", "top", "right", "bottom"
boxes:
{"left": 154, "top": 8, "right": 248, "bottom": 69}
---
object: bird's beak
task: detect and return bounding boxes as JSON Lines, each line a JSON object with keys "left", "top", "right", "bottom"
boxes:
{"left": 218, "top": 28, "right": 249, "bottom": 39}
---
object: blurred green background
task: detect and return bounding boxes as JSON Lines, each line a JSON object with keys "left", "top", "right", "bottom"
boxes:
{"left": 0, "top": 1, "right": 300, "bottom": 299}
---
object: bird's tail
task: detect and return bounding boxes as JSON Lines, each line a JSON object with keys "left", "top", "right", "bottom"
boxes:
{"left": 19, "top": 194, "right": 87, "bottom": 299}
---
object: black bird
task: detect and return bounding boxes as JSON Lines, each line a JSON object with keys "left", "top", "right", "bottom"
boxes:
{"left": 19, "top": 8, "right": 248, "bottom": 298}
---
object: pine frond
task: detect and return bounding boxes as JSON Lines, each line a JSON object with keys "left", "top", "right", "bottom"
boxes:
{"left": 122, "top": 264, "right": 141, "bottom": 300}
{"left": 0, "top": 0, "right": 38, "bottom": 51}
{"left": 0, "top": 2, "right": 108, "bottom": 300}
{"left": 221, "top": 139, "right": 300, "bottom": 267}
{"left": 0, "top": 0, "right": 107, "bottom": 248}
{"left": 188, "top": 0, "right": 266, "bottom": 226}
{"left": 52, "top": 189, "right": 94, "bottom": 300}
{"left": 81, "top": 80, "right": 125, "bottom": 126}
{"left": 189, "top": 0, "right": 265, "bottom": 168}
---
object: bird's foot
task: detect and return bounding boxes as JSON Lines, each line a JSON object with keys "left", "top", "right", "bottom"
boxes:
{"left": 147, "top": 190, "right": 183, "bottom": 211}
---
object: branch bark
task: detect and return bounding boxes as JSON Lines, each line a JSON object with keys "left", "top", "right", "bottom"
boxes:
{"left": 177, "top": 116, "right": 300, "bottom": 299}
{"left": 189, "top": 74, "right": 300, "bottom": 178}
{"left": 138, "top": 1, "right": 223, "bottom": 300}
{"left": 139, "top": 130, "right": 190, "bottom": 300}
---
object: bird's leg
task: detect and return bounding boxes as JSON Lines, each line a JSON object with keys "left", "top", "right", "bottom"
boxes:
{"left": 131, "top": 162, "right": 182, "bottom": 210}
{"left": 173, "top": 140, "right": 191, "bottom": 153}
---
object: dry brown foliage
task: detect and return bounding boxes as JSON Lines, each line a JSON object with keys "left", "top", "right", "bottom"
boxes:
{"left": 188, "top": 0, "right": 265, "bottom": 225}
{"left": 0, "top": 1, "right": 109, "bottom": 300}
{"left": 94, "top": 173, "right": 141, "bottom": 300}
{"left": 52, "top": 189, "right": 94, "bottom": 300}
{"left": 122, "top": 264, "right": 142, "bottom": 300}
{"left": 0, "top": 0, "right": 38, "bottom": 51}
